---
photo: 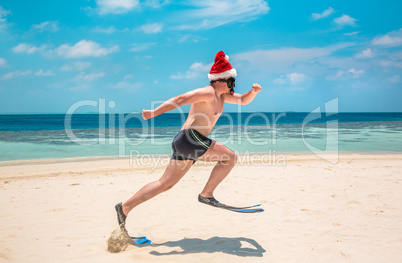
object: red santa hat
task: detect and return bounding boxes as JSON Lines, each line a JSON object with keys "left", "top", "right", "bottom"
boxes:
{"left": 208, "top": 51, "right": 237, "bottom": 81}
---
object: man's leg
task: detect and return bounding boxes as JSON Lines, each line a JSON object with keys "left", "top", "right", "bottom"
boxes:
{"left": 121, "top": 159, "right": 193, "bottom": 216}
{"left": 197, "top": 141, "right": 238, "bottom": 198}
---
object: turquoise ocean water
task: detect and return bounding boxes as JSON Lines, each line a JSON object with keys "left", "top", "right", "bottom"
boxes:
{"left": 0, "top": 113, "right": 401, "bottom": 162}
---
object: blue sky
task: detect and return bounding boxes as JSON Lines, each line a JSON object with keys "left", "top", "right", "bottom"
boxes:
{"left": 0, "top": 0, "right": 401, "bottom": 113}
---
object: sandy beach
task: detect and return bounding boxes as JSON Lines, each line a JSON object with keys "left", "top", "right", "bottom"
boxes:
{"left": 1, "top": 153, "right": 402, "bottom": 263}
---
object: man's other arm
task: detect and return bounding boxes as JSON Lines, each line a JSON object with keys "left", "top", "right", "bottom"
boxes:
{"left": 224, "top": 83, "right": 262, "bottom": 105}
{"left": 142, "top": 87, "right": 214, "bottom": 120}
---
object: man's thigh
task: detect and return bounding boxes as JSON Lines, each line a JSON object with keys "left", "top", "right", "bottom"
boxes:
{"left": 197, "top": 141, "right": 235, "bottom": 163}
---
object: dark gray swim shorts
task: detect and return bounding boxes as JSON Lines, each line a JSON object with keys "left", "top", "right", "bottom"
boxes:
{"left": 171, "top": 129, "right": 214, "bottom": 163}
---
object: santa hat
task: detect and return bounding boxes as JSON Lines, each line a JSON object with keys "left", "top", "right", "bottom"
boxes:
{"left": 208, "top": 51, "right": 237, "bottom": 81}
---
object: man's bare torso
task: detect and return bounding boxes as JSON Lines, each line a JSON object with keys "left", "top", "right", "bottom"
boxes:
{"left": 181, "top": 85, "right": 225, "bottom": 137}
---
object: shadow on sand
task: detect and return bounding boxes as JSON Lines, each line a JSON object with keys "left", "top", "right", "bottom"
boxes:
{"left": 131, "top": 236, "right": 266, "bottom": 257}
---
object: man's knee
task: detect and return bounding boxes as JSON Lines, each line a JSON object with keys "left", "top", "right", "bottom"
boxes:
{"left": 221, "top": 151, "right": 237, "bottom": 166}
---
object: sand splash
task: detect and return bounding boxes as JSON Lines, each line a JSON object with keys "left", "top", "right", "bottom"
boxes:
{"left": 107, "top": 227, "right": 131, "bottom": 253}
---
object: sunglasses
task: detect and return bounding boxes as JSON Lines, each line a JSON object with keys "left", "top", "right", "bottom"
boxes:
{"left": 220, "top": 77, "right": 236, "bottom": 95}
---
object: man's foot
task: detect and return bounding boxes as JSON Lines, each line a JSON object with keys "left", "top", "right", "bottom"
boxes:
{"left": 198, "top": 194, "right": 225, "bottom": 207}
{"left": 115, "top": 202, "right": 127, "bottom": 228}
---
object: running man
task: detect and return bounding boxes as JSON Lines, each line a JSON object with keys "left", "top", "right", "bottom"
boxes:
{"left": 115, "top": 51, "right": 262, "bottom": 228}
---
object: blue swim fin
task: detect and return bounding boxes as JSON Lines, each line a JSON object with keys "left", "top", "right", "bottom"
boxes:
{"left": 227, "top": 207, "right": 265, "bottom": 213}
{"left": 198, "top": 195, "right": 264, "bottom": 213}
{"left": 131, "top": 236, "right": 151, "bottom": 245}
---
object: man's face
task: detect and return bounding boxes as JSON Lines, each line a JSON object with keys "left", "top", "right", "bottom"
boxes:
{"left": 217, "top": 78, "right": 235, "bottom": 94}
{"left": 226, "top": 77, "right": 235, "bottom": 89}
{"left": 219, "top": 78, "right": 235, "bottom": 88}
{"left": 224, "top": 78, "right": 235, "bottom": 95}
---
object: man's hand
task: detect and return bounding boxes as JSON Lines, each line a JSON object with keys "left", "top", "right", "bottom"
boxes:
{"left": 251, "top": 83, "right": 262, "bottom": 93}
{"left": 142, "top": 109, "right": 154, "bottom": 120}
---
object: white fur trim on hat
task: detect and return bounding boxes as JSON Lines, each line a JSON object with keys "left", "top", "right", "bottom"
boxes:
{"left": 208, "top": 68, "right": 237, "bottom": 81}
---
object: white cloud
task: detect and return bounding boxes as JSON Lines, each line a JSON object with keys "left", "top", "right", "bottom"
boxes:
{"left": 113, "top": 81, "right": 142, "bottom": 91}
{"left": 55, "top": 40, "right": 119, "bottom": 58}
{"left": 143, "top": 0, "right": 170, "bottom": 8}
{"left": 344, "top": 31, "right": 360, "bottom": 36}
{"left": 110, "top": 75, "right": 142, "bottom": 92}
{"left": 287, "top": 73, "right": 310, "bottom": 83}
{"left": 311, "top": 7, "right": 334, "bottom": 21}
{"left": 393, "top": 51, "right": 402, "bottom": 60}
{"left": 31, "top": 21, "right": 59, "bottom": 32}
{"left": 175, "top": 0, "right": 269, "bottom": 30}
{"left": 90, "top": 0, "right": 168, "bottom": 15}
{"left": 372, "top": 28, "right": 402, "bottom": 46}
{"left": 379, "top": 60, "right": 402, "bottom": 68}
{"left": 177, "top": 34, "right": 207, "bottom": 43}
{"left": 389, "top": 75, "right": 400, "bottom": 83}
{"left": 92, "top": 26, "right": 116, "bottom": 34}
{"left": 274, "top": 73, "right": 311, "bottom": 84}
{"left": 123, "top": 74, "right": 133, "bottom": 80}
{"left": 96, "top": 0, "right": 140, "bottom": 15}
{"left": 354, "top": 48, "right": 374, "bottom": 58}
{"left": 2, "top": 70, "right": 32, "bottom": 80}
{"left": 69, "top": 84, "right": 91, "bottom": 92}
{"left": 140, "top": 23, "right": 164, "bottom": 34}
{"left": 130, "top": 42, "right": 157, "bottom": 52}
{"left": 0, "top": 6, "right": 10, "bottom": 32}
{"left": 178, "top": 35, "right": 191, "bottom": 43}
{"left": 327, "top": 68, "right": 365, "bottom": 80}
{"left": 2, "top": 69, "right": 54, "bottom": 79}
{"left": 334, "top": 14, "right": 357, "bottom": 27}
{"left": 73, "top": 72, "right": 105, "bottom": 82}
{"left": 12, "top": 43, "right": 48, "bottom": 54}
{"left": 35, "top": 69, "right": 54, "bottom": 76}
{"left": 61, "top": 61, "right": 92, "bottom": 71}
{"left": 232, "top": 43, "right": 353, "bottom": 73}
{"left": 171, "top": 62, "right": 211, "bottom": 79}
{"left": 273, "top": 78, "right": 285, "bottom": 85}
{"left": 0, "top": 57, "right": 6, "bottom": 67}
{"left": 0, "top": 5, "right": 11, "bottom": 23}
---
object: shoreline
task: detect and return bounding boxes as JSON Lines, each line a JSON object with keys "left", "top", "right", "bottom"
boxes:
{"left": 1, "top": 151, "right": 402, "bottom": 167}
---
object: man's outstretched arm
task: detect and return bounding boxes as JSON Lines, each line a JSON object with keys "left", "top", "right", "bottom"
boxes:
{"left": 224, "top": 83, "right": 262, "bottom": 105}
{"left": 142, "top": 88, "right": 214, "bottom": 120}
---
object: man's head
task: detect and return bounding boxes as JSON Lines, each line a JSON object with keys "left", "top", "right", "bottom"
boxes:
{"left": 210, "top": 77, "right": 235, "bottom": 95}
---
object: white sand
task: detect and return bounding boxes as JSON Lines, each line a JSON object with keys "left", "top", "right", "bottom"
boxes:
{"left": 1, "top": 153, "right": 402, "bottom": 263}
